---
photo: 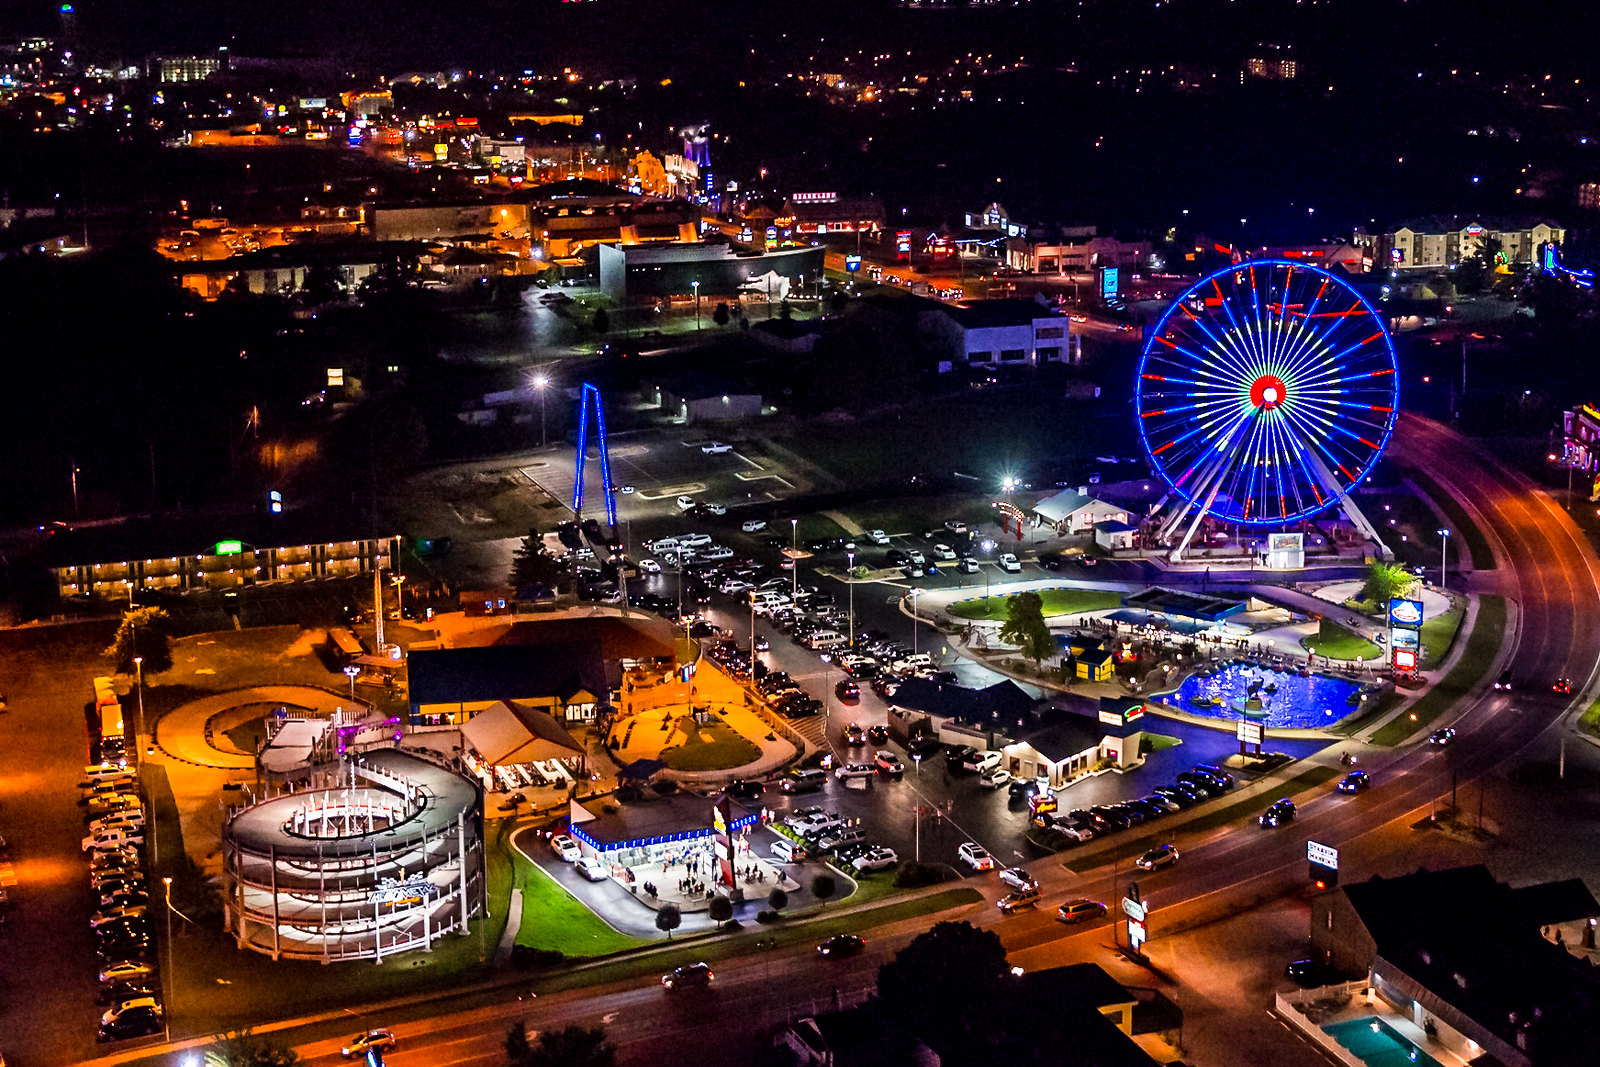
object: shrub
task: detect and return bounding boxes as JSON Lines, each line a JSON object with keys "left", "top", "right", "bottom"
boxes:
{"left": 510, "top": 945, "right": 566, "bottom": 970}
{"left": 894, "top": 862, "right": 945, "bottom": 889}
{"left": 755, "top": 909, "right": 779, "bottom": 923}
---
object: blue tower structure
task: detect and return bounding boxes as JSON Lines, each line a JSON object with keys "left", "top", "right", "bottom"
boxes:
{"left": 572, "top": 382, "right": 617, "bottom": 528}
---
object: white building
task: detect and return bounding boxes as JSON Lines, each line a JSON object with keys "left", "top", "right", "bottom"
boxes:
{"left": 919, "top": 298, "right": 1073, "bottom": 372}
{"left": 1033, "top": 489, "right": 1129, "bottom": 536}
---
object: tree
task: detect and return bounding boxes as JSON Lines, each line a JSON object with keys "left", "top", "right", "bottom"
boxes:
{"left": 712, "top": 301, "right": 730, "bottom": 327}
{"left": 592, "top": 308, "right": 610, "bottom": 335}
{"left": 299, "top": 263, "right": 345, "bottom": 306}
{"left": 204, "top": 1030, "right": 302, "bottom": 1067}
{"left": 655, "top": 902, "right": 682, "bottom": 938}
{"left": 506, "top": 1023, "right": 617, "bottom": 1067}
{"left": 767, "top": 887, "right": 788, "bottom": 911}
{"left": 105, "top": 605, "right": 174, "bottom": 675}
{"left": 998, "top": 591, "right": 1054, "bottom": 665}
{"left": 778, "top": 298, "right": 793, "bottom": 321}
{"left": 708, "top": 893, "right": 734, "bottom": 929}
{"left": 830, "top": 290, "right": 846, "bottom": 313}
{"left": 1359, "top": 560, "right": 1418, "bottom": 607}
{"left": 810, "top": 872, "right": 837, "bottom": 906}
{"left": 877, "top": 921, "right": 1012, "bottom": 1059}
{"left": 509, "top": 529, "right": 562, "bottom": 597}
{"left": 1455, "top": 236, "right": 1501, "bottom": 294}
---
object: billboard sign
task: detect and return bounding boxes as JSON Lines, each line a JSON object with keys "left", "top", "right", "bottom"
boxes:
{"left": 1393, "top": 647, "right": 1417, "bottom": 671}
{"left": 1308, "top": 840, "right": 1339, "bottom": 869}
{"left": 845, "top": 254, "right": 861, "bottom": 272}
{"left": 1122, "top": 896, "right": 1147, "bottom": 922}
{"left": 1237, "top": 720, "right": 1263, "bottom": 745}
{"left": 1388, "top": 598, "right": 1424, "bottom": 627}
{"left": 1100, "top": 266, "right": 1120, "bottom": 303}
{"left": 1391, "top": 627, "right": 1420, "bottom": 649}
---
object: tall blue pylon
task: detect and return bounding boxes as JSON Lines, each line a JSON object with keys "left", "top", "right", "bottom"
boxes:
{"left": 572, "top": 382, "right": 617, "bottom": 527}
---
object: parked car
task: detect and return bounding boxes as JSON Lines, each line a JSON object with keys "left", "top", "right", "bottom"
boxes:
{"left": 1135, "top": 844, "right": 1180, "bottom": 871}
{"left": 867, "top": 529, "right": 890, "bottom": 545}
{"left": 1286, "top": 959, "right": 1340, "bottom": 987}
{"left": 741, "top": 519, "right": 768, "bottom": 533}
{"left": 944, "top": 520, "right": 969, "bottom": 534}
{"left": 701, "top": 441, "right": 733, "bottom": 454}
{"left": 835, "top": 762, "right": 877, "bottom": 782}
{"left": 979, "top": 767, "right": 1012, "bottom": 790}
{"left": 98, "top": 1000, "right": 163, "bottom": 1042}
{"left": 817, "top": 828, "right": 868, "bottom": 853}
{"left": 1057, "top": 898, "right": 1108, "bottom": 924}
{"left": 817, "top": 934, "right": 866, "bottom": 958}
{"left": 852, "top": 846, "right": 898, "bottom": 873}
{"left": 98, "top": 960, "right": 154, "bottom": 984}
{"left": 998, "top": 553, "right": 1022, "bottom": 573}
{"left": 958, "top": 842, "right": 995, "bottom": 870}
{"left": 958, "top": 557, "right": 980, "bottom": 573}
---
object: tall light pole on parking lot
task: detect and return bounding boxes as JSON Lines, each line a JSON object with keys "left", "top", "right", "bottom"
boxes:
{"left": 790, "top": 518, "right": 799, "bottom": 599}
{"left": 910, "top": 587, "right": 922, "bottom": 658}
{"left": 1437, "top": 528, "right": 1451, "bottom": 591}
{"left": 846, "top": 551, "right": 855, "bottom": 647}
{"left": 132, "top": 655, "right": 145, "bottom": 766}
{"left": 161, "top": 875, "right": 173, "bottom": 1042}
{"left": 692, "top": 280, "right": 701, "bottom": 330}
{"left": 748, "top": 591, "right": 758, "bottom": 677}
{"left": 531, "top": 372, "right": 549, "bottom": 448}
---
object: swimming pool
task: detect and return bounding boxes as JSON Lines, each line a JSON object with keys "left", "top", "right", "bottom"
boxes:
{"left": 1321, "top": 1017, "right": 1446, "bottom": 1067}
{"left": 1155, "top": 662, "right": 1368, "bottom": 729}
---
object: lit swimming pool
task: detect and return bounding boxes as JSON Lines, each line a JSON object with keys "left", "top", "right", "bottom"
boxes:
{"left": 1155, "top": 662, "right": 1368, "bottom": 729}
{"left": 1321, "top": 1017, "right": 1446, "bottom": 1067}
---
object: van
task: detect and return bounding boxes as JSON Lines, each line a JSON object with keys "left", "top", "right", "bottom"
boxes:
{"left": 780, "top": 769, "right": 827, "bottom": 794}
{"left": 678, "top": 532, "right": 712, "bottom": 549}
{"left": 770, "top": 837, "right": 810, "bottom": 863}
{"left": 649, "top": 537, "right": 682, "bottom": 554}
{"left": 805, "top": 631, "right": 848, "bottom": 651}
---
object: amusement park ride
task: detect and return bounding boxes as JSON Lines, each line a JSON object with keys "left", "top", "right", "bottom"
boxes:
{"left": 1135, "top": 260, "right": 1400, "bottom": 563}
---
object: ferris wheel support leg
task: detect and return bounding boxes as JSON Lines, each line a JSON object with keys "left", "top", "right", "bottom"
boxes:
{"left": 1170, "top": 487, "right": 1220, "bottom": 563}
{"left": 1337, "top": 492, "right": 1394, "bottom": 560}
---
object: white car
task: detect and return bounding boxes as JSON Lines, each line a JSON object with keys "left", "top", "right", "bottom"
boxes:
{"left": 957, "top": 842, "right": 995, "bottom": 871}
{"left": 575, "top": 856, "right": 609, "bottom": 882}
{"left": 83, "top": 828, "right": 144, "bottom": 851}
{"left": 906, "top": 550, "right": 926, "bottom": 566}
{"left": 835, "top": 762, "right": 877, "bottom": 781}
{"left": 676, "top": 496, "right": 697, "bottom": 511}
{"left": 99, "top": 960, "right": 154, "bottom": 984}
{"left": 944, "top": 520, "right": 969, "bottom": 533}
{"left": 639, "top": 558, "right": 662, "bottom": 574}
{"left": 852, "top": 846, "right": 898, "bottom": 873}
{"left": 706, "top": 503, "right": 727, "bottom": 516}
{"left": 968, "top": 749, "right": 1002, "bottom": 774}
{"left": 979, "top": 767, "right": 1012, "bottom": 789}
{"left": 550, "top": 834, "right": 582, "bottom": 862}
{"left": 1051, "top": 820, "right": 1095, "bottom": 843}
{"left": 958, "top": 557, "right": 980, "bottom": 573}
{"left": 930, "top": 543, "right": 957, "bottom": 561}
{"left": 678, "top": 532, "right": 712, "bottom": 548}
{"left": 867, "top": 529, "right": 890, "bottom": 545}
{"left": 999, "top": 866, "right": 1037, "bottom": 892}
{"left": 998, "top": 553, "right": 1022, "bottom": 573}
{"left": 741, "top": 519, "right": 768, "bottom": 533}
{"left": 700, "top": 545, "right": 734, "bottom": 561}
{"left": 701, "top": 441, "right": 733, "bottom": 454}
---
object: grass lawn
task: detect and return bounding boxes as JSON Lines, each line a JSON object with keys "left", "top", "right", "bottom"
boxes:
{"left": 1420, "top": 604, "right": 1466, "bottom": 669}
{"left": 947, "top": 587, "right": 1125, "bottom": 621}
{"left": 1300, "top": 622, "right": 1381, "bottom": 662}
{"left": 659, "top": 716, "right": 762, "bottom": 771}
{"left": 1580, "top": 699, "right": 1600, "bottom": 740}
{"left": 513, "top": 854, "right": 650, "bottom": 956}
{"left": 1062, "top": 765, "right": 1343, "bottom": 871}
{"left": 1404, "top": 465, "right": 1496, "bottom": 570}
{"left": 1139, "top": 732, "right": 1183, "bottom": 754}
{"left": 1371, "top": 595, "right": 1506, "bottom": 746}
{"left": 528, "top": 886, "right": 984, "bottom": 995}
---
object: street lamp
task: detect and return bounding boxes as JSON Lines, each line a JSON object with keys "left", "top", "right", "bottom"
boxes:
{"left": 790, "top": 518, "right": 799, "bottom": 599}
{"left": 748, "top": 591, "right": 758, "bottom": 678}
{"left": 161, "top": 876, "right": 173, "bottom": 1042}
{"left": 980, "top": 538, "right": 996, "bottom": 599}
{"left": 846, "top": 550, "right": 855, "bottom": 647}
{"left": 691, "top": 280, "right": 701, "bottom": 330}
{"left": 131, "top": 655, "right": 146, "bottom": 766}
{"left": 531, "top": 373, "right": 549, "bottom": 448}
{"left": 391, "top": 574, "right": 408, "bottom": 621}
{"left": 344, "top": 664, "right": 360, "bottom": 698}
{"left": 910, "top": 587, "right": 922, "bottom": 658}
{"left": 1437, "top": 528, "right": 1451, "bottom": 590}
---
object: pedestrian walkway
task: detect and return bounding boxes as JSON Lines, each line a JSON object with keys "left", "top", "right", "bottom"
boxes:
{"left": 620, "top": 838, "right": 797, "bottom": 914}
{"left": 155, "top": 685, "right": 363, "bottom": 769}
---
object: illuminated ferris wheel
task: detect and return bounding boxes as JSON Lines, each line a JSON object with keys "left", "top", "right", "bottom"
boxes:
{"left": 1135, "top": 260, "right": 1399, "bottom": 557}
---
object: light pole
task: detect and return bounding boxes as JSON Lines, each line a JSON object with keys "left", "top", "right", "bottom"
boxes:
{"left": 846, "top": 550, "right": 855, "bottom": 647}
{"left": 1437, "top": 528, "right": 1451, "bottom": 590}
{"left": 532, "top": 373, "right": 549, "bottom": 448}
{"left": 692, "top": 280, "right": 701, "bottom": 330}
{"left": 910, "top": 587, "right": 922, "bottom": 658}
{"left": 790, "top": 518, "right": 799, "bottom": 600}
{"left": 748, "top": 591, "right": 758, "bottom": 677}
{"left": 391, "top": 574, "right": 408, "bottom": 622}
{"left": 71, "top": 458, "right": 80, "bottom": 520}
{"left": 132, "top": 656, "right": 145, "bottom": 767}
{"left": 980, "top": 538, "right": 996, "bottom": 599}
{"left": 161, "top": 875, "right": 173, "bottom": 1042}
{"left": 344, "top": 664, "right": 360, "bottom": 699}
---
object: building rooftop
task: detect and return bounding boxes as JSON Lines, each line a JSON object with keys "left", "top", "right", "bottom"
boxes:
{"left": 889, "top": 678, "right": 1034, "bottom": 727}
{"left": 942, "top": 297, "right": 1065, "bottom": 330}
{"left": 1013, "top": 708, "right": 1108, "bottom": 761}
{"left": 408, "top": 643, "right": 608, "bottom": 709}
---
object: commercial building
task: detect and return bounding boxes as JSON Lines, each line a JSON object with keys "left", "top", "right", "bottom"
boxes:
{"left": 778, "top": 192, "right": 885, "bottom": 237}
{"left": 221, "top": 749, "right": 485, "bottom": 963}
{"left": 1308, "top": 865, "right": 1600, "bottom": 1067}
{"left": 1000, "top": 699, "right": 1146, "bottom": 789}
{"left": 597, "top": 240, "right": 824, "bottom": 302}
{"left": 406, "top": 643, "right": 610, "bottom": 728}
{"left": 919, "top": 298, "right": 1073, "bottom": 372}
{"left": 1031, "top": 488, "right": 1130, "bottom": 535}
{"left": 1365, "top": 216, "right": 1566, "bottom": 270}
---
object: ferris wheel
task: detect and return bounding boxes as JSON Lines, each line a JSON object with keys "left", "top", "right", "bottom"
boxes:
{"left": 1135, "top": 259, "right": 1399, "bottom": 555}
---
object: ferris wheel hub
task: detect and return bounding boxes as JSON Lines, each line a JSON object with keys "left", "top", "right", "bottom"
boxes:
{"left": 1250, "top": 374, "right": 1287, "bottom": 410}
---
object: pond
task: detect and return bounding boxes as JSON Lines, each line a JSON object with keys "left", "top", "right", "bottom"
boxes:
{"left": 1154, "top": 661, "right": 1371, "bottom": 730}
